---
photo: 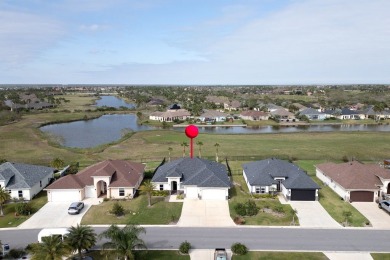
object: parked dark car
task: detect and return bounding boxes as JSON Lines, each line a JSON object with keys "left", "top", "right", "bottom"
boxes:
{"left": 214, "top": 248, "right": 227, "bottom": 260}
{"left": 378, "top": 200, "right": 390, "bottom": 213}
{"left": 68, "top": 202, "right": 84, "bottom": 215}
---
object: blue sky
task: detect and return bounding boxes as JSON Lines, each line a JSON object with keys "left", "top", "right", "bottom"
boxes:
{"left": 0, "top": 0, "right": 389, "bottom": 84}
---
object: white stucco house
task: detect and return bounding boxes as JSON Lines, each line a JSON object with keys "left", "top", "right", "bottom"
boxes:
{"left": 45, "top": 160, "right": 145, "bottom": 202}
{"left": 242, "top": 158, "right": 320, "bottom": 201}
{"left": 316, "top": 161, "right": 390, "bottom": 202}
{"left": 198, "top": 110, "right": 228, "bottom": 123}
{"left": 151, "top": 157, "right": 231, "bottom": 200}
{"left": 0, "top": 162, "right": 55, "bottom": 200}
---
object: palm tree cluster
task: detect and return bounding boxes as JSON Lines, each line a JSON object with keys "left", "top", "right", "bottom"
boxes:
{"left": 27, "top": 224, "right": 146, "bottom": 260}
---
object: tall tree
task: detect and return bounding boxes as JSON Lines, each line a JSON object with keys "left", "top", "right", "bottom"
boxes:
{"left": 214, "top": 143, "right": 220, "bottom": 162}
{"left": 28, "top": 236, "right": 71, "bottom": 260}
{"left": 65, "top": 224, "right": 97, "bottom": 259}
{"left": 196, "top": 141, "right": 203, "bottom": 158}
{"left": 139, "top": 180, "right": 156, "bottom": 207}
{"left": 168, "top": 147, "right": 173, "bottom": 162}
{"left": 99, "top": 224, "right": 147, "bottom": 260}
{"left": 0, "top": 186, "right": 11, "bottom": 216}
{"left": 180, "top": 141, "right": 188, "bottom": 157}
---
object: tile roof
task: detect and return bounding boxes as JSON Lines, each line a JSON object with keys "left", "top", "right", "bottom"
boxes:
{"left": 299, "top": 108, "right": 325, "bottom": 116}
{"left": 316, "top": 161, "right": 390, "bottom": 190}
{"left": 152, "top": 157, "right": 231, "bottom": 188}
{"left": 199, "top": 110, "right": 228, "bottom": 118}
{"left": 46, "top": 160, "right": 145, "bottom": 190}
{"left": 243, "top": 158, "right": 319, "bottom": 190}
{"left": 0, "top": 162, "right": 54, "bottom": 189}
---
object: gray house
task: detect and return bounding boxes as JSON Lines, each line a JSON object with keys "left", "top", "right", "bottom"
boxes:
{"left": 299, "top": 108, "right": 328, "bottom": 120}
{"left": 242, "top": 158, "right": 320, "bottom": 201}
{"left": 151, "top": 157, "right": 231, "bottom": 200}
{"left": 0, "top": 162, "right": 55, "bottom": 200}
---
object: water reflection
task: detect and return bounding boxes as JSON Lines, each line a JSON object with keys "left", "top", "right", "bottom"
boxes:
{"left": 95, "top": 96, "right": 135, "bottom": 109}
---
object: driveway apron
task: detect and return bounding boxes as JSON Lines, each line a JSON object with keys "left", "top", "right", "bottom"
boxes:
{"left": 351, "top": 202, "right": 390, "bottom": 229}
{"left": 178, "top": 199, "right": 235, "bottom": 227}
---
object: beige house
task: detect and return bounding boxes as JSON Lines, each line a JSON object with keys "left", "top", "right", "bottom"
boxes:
{"left": 240, "top": 111, "right": 270, "bottom": 121}
{"left": 45, "top": 160, "right": 145, "bottom": 202}
{"left": 149, "top": 109, "right": 191, "bottom": 122}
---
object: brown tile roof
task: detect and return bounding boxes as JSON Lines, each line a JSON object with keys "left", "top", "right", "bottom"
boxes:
{"left": 316, "top": 161, "right": 390, "bottom": 190}
{"left": 46, "top": 160, "right": 145, "bottom": 190}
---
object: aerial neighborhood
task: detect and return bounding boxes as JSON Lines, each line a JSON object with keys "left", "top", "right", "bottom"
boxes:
{"left": 1, "top": 85, "right": 390, "bottom": 259}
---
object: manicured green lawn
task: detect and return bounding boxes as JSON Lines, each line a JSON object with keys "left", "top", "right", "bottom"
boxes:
{"left": 85, "top": 250, "right": 190, "bottom": 260}
{"left": 297, "top": 161, "right": 369, "bottom": 227}
{"left": 371, "top": 253, "right": 390, "bottom": 260}
{"left": 229, "top": 174, "right": 298, "bottom": 226}
{"left": 232, "top": 251, "right": 327, "bottom": 260}
{"left": 81, "top": 194, "right": 183, "bottom": 225}
{"left": 0, "top": 191, "right": 48, "bottom": 228}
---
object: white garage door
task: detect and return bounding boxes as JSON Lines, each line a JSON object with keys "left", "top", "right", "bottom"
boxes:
{"left": 85, "top": 186, "right": 95, "bottom": 198}
{"left": 49, "top": 190, "right": 81, "bottom": 202}
{"left": 201, "top": 189, "right": 226, "bottom": 200}
{"left": 186, "top": 187, "right": 199, "bottom": 199}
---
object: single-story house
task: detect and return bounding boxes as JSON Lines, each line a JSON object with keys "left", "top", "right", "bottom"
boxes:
{"left": 242, "top": 158, "right": 320, "bottom": 201}
{"left": 198, "top": 110, "right": 228, "bottom": 123}
{"left": 299, "top": 108, "right": 328, "bottom": 120}
{"left": 240, "top": 111, "right": 269, "bottom": 121}
{"left": 45, "top": 160, "right": 145, "bottom": 202}
{"left": 149, "top": 109, "right": 191, "bottom": 122}
{"left": 151, "top": 157, "right": 231, "bottom": 200}
{"left": 0, "top": 162, "right": 55, "bottom": 200}
{"left": 270, "top": 108, "right": 296, "bottom": 122}
{"left": 224, "top": 100, "right": 241, "bottom": 111}
{"left": 316, "top": 161, "right": 390, "bottom": 202}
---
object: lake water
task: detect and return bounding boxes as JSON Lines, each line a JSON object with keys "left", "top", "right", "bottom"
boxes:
{"left": 95, "top": 96, "right": 135, "bottom": 109}
{"left": 40, "top": 114, "right": 154, "bottom": 148}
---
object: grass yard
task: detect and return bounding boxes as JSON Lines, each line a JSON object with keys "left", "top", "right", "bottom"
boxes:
{"left": 232, "top": 251, "right": 328, "bottom": 260}
{"left": 57, "top": 94, "right": 98, "bottom": 112}
{"left": 84, "top": 250, "right": 189, "bottom": 260}
{"left": 229, "top": 174, "right": 298, "bottom": 226}
{"left": 0, "top": 191, "right": 48, "bottom": 228}
{"left": 371, "top": 253, "right": 390, "bottom": 260}
{"left": 81, "top": 194, "right": 183, "bottom": 225}
{"left": 296, "top": 161, "right": 369, "bottom": 227}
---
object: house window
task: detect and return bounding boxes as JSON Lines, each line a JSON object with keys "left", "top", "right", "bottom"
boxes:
{"left": 7, "top": 189, "right": 11, "bottom": 194}
{"left": 159, "top": 184, "right": 164, "bottom": 191}
{"left": 40, "top": 181, "right": 42, "bottom": 187}
{"left": 255, "top": 187, "right": 261, "bottom": 194}
{"left": 119, "top": 188, "right": 125, "bottom": 196}
{"left": 18, "top": 190, "right": 23, "bottom": 198}
{"left": 261, "top": 187, "right": 266, "bottom": 193}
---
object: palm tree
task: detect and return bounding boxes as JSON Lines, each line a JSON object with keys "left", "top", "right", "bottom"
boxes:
{"left": 196, "top": 141, "right": 203, "bottom": 158}
{"left": 50, "top": 157, "right": 64, "bottom": 170}
{"left": 99, "top": 224, "right": 147, "bottom": 260}
{"left": 180, "top": 141, "right": 188, "bottom": 157}
{"left": 168, "top": 147, "right": 173, "bottom": 162}
{"left": 65, "top": 224, "right": 97, "bottom": 259}
{"left": 139, "top": 180, "right": 156, "bottom": 207}
{"left": 214, "top": 143, "right": 220, "bottom": 162}
{"left": 0, "top": 186, "right": 11, "bottom": 216}
{"left": 28, "top": 235, "right": 71, "bottom": 260}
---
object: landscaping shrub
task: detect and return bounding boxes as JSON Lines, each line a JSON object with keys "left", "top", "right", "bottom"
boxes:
{"left": 151, "top": 190, "right": 170, "bottom": 197}
{"left": 15, "top": 202, "right": 33, "bottom": 216}
{"left": 110, "top": 202, "right": 125, "bottom": 216}
{"left": 6, "top": 248, "right": 26, "bottom": 258}
{"left": 231, "top": 242, "right": 248, "bottom": 255}
{"left": 176, "top": 194, "right": 184, "bottom": 200}
{"left": 233, "top": 216, "right": 246, "bottom": 225}
{"left": 234, "top": 203, "right": 247, "bottom": 216}
{"left": 273, "top": 205, "right": 285, "bottom": 213}
{"left": 234, "top": 200, "right": 259, "bottom": 216}
{"left": 179, "top": 241, "right": 191, "bottom": 254}
{"left": 252, "top": 193, "right": 276, "bottom": 199}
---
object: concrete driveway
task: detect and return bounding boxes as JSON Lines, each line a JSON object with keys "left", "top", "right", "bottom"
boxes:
{"left": 18, "top": 198, "right": 100, "bottom": 229}
{"left": 289, "top": 201, "right": 341, "bottom": 228}
{"left": 177, "top": 199, "right": 235, "bottom": 227}
{"left": 351, "top": 202, "right": 390, "bottom": 229}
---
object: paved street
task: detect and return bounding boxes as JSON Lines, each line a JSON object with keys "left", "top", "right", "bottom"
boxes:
{"left": 2, "top": 226, "right": 390, "bottom": 253}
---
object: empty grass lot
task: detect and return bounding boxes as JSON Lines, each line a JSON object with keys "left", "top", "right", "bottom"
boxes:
{"left": 232, "top": 251, "right": 328, "bottom": 260}
{"left": 295, "top": 161, "right": 369, "bottom": 227}
{"left": 81, "top": 194, "right": 183, "bottom": 225}
{"left": 371, "top": 253, "right": 390, "bottom": 260}
{"left": 84, "top": 250, "right": 190, "bottom": 260}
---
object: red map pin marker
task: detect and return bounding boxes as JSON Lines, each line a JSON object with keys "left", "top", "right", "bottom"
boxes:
{"left": 185, "top": 125, "right": 198, "bottom": 158}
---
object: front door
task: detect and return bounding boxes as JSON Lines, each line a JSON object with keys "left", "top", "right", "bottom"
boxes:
{"left": 171, "top": 181, "right": 177, "bottom": 192}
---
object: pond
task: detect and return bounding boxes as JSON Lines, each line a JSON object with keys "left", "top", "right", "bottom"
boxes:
{"left": 40, "top": 114, "right": 154, "bottom": 148}
{"left": 95, "top": 95, "right": 135, "bottom": 109}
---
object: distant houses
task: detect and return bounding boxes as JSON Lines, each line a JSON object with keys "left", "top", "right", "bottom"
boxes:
{"left": 4, "top": 93, "right": 53, "bottom": 111}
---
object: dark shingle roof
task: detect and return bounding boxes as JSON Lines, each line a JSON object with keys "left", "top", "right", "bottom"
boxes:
{"left": 152, "top": 158, "right": 231, "bottom": 188}
{"left": 243, "top": 158, "right": 319, "bottom": 190}
{"left": 0, "top": 162, "right": 54, "bottom": 189}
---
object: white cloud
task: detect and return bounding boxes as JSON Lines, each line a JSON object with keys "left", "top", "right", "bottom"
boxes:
{"left": 0, "top": 11, "right": 65, "bottom": 68}
{"left": 79, "top": 24, "right": 109, "bottom": 32}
